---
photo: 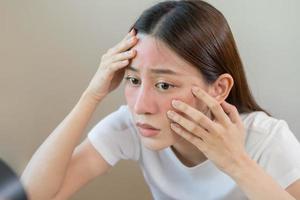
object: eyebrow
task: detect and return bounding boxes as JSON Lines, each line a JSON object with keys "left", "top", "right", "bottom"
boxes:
{"left": 126, "top": 66, "right": 180, "bottom": 76}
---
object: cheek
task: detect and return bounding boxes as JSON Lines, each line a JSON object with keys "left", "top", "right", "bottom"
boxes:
{"left": 124, "top": 86, "right": 133, "bottom": 103}
{"left": 172, "top": 89, "right": 196, "bottom": 108}
{"left": 124, "top": 86, "right": 138, "bottom": 111}
{"left": 169, "top": 88, "right": 206, "bottom": 117}
{"left": 124, "top": 84, "right": 205, "bottom": 119}
{"left": 124, "top": 86, "right": 172, "bottom": 111}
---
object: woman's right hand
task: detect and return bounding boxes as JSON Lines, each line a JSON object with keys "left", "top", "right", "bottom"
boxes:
{"left": 85, "top": 29, "right": 138, "bottom": 102}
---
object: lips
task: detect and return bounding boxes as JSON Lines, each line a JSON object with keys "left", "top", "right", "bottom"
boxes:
{"left": 136, "top": 122, "right": 160, "bottom": 130}
{"left": 136, "top": 122, "right": 160, "bottom": 137}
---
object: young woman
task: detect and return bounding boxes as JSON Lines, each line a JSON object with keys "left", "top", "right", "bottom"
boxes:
{"left": 21, "top": 0, "right": 300, "bottom": 199}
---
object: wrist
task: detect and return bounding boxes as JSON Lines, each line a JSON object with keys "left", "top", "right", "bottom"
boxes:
{"left": 82, "top": 88, "right": 105, "bottom": 104}
{"left": 80, "top": 90, "right": 103, "bottom": 106}
{"left": 228, "top": 152, "right": 257, "bottom": 182}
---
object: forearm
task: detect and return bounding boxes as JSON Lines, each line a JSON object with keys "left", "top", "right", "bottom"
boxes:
{"left": 231, "top": 153, "right": 295, "bottom": 200}
{"left": 21, "top": 90, "right": 101, "bottom": 200}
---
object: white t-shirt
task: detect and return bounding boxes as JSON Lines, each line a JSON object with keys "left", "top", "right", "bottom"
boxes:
{"left": 88, "top": 105, "right": 300, "bottom": 200}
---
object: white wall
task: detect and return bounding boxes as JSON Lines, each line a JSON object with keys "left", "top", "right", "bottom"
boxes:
{"left": 208, "top": 0, "right": 300, "bottom": 139}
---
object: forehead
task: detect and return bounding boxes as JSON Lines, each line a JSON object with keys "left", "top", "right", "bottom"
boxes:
{"left": 128, "top": 34, "right": 202, "bottom": 78}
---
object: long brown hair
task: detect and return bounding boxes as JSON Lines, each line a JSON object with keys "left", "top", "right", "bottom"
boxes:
{"left": 130, "top": 0, "right": 270, "bottom": 116}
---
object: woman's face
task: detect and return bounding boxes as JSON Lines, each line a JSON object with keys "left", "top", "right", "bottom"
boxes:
{"left": 124, "top": 34, "right": 208, "bottom": 150}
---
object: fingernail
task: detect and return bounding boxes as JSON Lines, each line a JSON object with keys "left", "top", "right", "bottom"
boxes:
{"left": 130, "top": 28, "right": 135, "bottom": 35}
{"left": 167, "top": 110, "right": 175, "bottom": 117}
{"left": 192, "top": 86, "right": 200, "bottom": 92}
{"left": 172, "top": 100, "right": 180, "bottom": 108}
{"left": 128, "top": 29, "right": 133, "bottom": 35}
{"left": 170, "top": 123, "right": 179, "bottom": 129}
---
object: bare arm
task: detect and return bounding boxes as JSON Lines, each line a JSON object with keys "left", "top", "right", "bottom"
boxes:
{"left": 286, "top": 180, "right": 300, "bottom": 199}
{"left": 21, "top": 29, "right": 138, "bottom": 200}
{"left": 231, "top": 153, "right": 297, "bottom": 200}
{"left": 21, "top": 92, "right": 102, "bottom": 200}
{"left": 52, "top": 139, "right": 111, "bottom": 200}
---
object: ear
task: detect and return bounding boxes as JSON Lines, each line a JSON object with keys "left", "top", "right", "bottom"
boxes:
{"left": 208, "top": 73, "right": 234, "bottom": 103}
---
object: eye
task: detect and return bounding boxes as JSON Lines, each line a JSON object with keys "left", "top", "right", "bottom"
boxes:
{"left": 124, "top": 76, "right": 140, "bottom": 86}
{"left": 124, "top": 76, "right": 175, "bottom": 91}
{"left": 156, "top": 82, "right": 175, "bottom": 91}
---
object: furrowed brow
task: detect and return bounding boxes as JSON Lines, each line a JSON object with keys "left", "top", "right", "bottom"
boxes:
{"left": 126, "top": 66, "right": 180, "bottom": 75}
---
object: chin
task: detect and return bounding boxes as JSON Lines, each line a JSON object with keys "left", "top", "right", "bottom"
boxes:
{"left": 139, "top": 130, "right": 179, "bottom": 151}
{"left": 142, "top": 140, "right": 171, "bottom": 151}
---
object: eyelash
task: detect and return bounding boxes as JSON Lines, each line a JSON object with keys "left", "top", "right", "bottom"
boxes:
{"left": 124, "top": 76, "right": 176, "bottom": 91}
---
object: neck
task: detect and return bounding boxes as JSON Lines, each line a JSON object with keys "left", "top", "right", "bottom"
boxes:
{"left": 171, "top": 139, "right": 207, "bottom": 167}
{"left": 170, "top": 108, "right": 212, "bottom": 167}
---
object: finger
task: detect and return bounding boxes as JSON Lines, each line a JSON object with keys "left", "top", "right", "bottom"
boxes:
{"left": 122, "top": 29, "right": 136, "bottom": 42}
{"left": 170, "top": 123, "right": 205, "bottom": 149}
{"left": 109, "top": 34, "right": 138, "bottom": 55}
{"left": 129, "top": 28, "right": 136, "bottom": 36}
{"left": 107, "top": 31, "right": 134, "bottom": 57}
{"left": 171, "top": 100, "right": 216, "bottom": 132}
{"left": 221, "top": 101, "right": 241, "bottom": 124}
{"left": 192, "top": 87, "right": 230, "bottom": 125}
{"left": 167, "top": 110, "right": 209, "bottom": 140}
{"left": 111, "top": 49, "right": 136, "bottom": 63}
{"left": 109, "top": 60, "right": 129, "bottom": 72}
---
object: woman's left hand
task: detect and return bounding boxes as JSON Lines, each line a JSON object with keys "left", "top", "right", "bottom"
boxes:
{"left": 167, "top": 86, "right": 249, "bottom": 175}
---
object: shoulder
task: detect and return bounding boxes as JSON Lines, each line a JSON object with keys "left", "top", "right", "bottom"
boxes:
{"left": 88, "top": 104, "right": 138, "bottom": 142}
{"left": 240, "top": 111, "right": 291, "bottom": 139}
{"left": 240, "top": 111, "right": 284, "bottom": 133}
{"left": 240, "top": 111, "right": 299, "bottom": 156}
{"left": 93, "top": 105, "right": 134, "bottom": 131}
{"left": 87, "top": 105, "right": 141, "bottom": 165}
{"left": 241, "top": 112, "right": 300, "bottom": 189}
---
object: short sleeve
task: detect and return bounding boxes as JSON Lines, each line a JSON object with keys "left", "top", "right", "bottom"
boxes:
{"left": 87, "top": 105, "right": 140, "bottom": 166}
{"left": 258, "top": 120, "right": 300, "bottom": 189}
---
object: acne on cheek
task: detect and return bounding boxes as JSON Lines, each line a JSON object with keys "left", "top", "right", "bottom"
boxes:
{"left": 170, "top": 89, "right": 197, "bottom": 107}
{"left": 124, "top": 85, "right": 199, "bottom": 116}
{"left": 167, "top": 90, "right": 203, "bottom": 117}
{"left": 124, "top": 87, "right": 136, "bottom": 105}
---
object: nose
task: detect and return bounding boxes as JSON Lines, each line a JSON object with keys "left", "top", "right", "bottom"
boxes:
{"left": 134, "top": 86, "right": 158, "bottom": 115}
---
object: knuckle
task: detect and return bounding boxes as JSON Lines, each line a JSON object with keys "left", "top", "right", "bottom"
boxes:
{"left": 185, "top": 133, "right": 193, "bottom": 141}
{"left": 107, "top": 48, "right": 114, "bottom": 54}
{"left": 211, "top": 103, "right": 221, "bottom": 111}
{"left": 176, "top": 127, "right": 183, "bottom": 135}
{"left": 196, "top": 131, "right": 205, "bottom": 140}
{"left": 176, "top": 116, "right": 183, "bottom": 124}
{"left": 118, "top": 43, "right": 125, "bottom": 51}
{"left": 190, "top": 124, "right": 198, "bottom": 133}
{"left": 180, "top": 102, "right": 187, "bottom": 110}
{"left": 124, "top": 50, "right": 132, "bottom": 56}
{"left": 101, "top": 54, "right": 108, "bottom": 60}
{"left": 202, "top": 121, "right": 210, "bottom": 130}
{"left": 122, "top": 60, "right": 129, "bottom": 65}
{"left": 190, "top": 136, "right": 198, "bottom": 144}
{"left": 232, "top": 105, "right": 238, "bottom": 112}
{"left": 194, "top": 114, "right": 203, "bottom": 124}
{"left": 215, "top": 130, "right": 224, "bottom": 140}
{"left": 114, "top": 53, "right": 121, "bottom": 61}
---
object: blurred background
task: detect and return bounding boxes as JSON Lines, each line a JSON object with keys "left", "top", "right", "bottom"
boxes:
{"left": 0, "top": 0, "right": 299, "bottom": 199}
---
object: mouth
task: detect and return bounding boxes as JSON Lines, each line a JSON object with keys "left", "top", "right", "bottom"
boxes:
{"left": 136, "top": 122, "right": 159, "bottom": 130}
{"left": 136, "top": 122, "right": 160, "bottom": 137}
